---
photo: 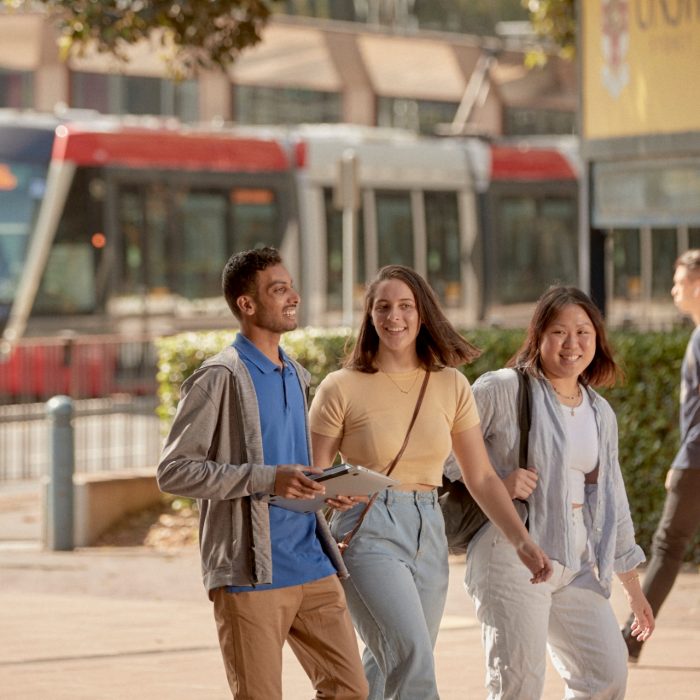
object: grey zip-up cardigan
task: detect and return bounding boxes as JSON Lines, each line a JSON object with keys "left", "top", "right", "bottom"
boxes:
{"left": 157, "top": 346, "right": 348, "bottom": 597}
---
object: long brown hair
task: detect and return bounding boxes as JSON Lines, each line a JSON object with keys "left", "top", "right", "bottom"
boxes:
{"left": 507, "top": 285, "right": 620, "bottom": 388}
{"left": 508, "top": 286, "right": 622, "bottom": 386}
{"left": 345, "top": 265, "right": 480, "bottom": 372}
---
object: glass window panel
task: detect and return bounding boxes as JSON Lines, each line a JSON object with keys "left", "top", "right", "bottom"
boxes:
{"left": 376, "top": 190, "right": 413, "bottom": 269}
{"left": 71, "top": 72, "right": 198, "bottom": 120}
{"left": 280, "top": 0, "right": 357, "bottom": 20}
{"left": 115, "top": 183, "right": 175, "bottom": 301}
{"left": 651, "top": 228, "right": 677, "bottom": 299}
{"left": 594, "top": 159, "right": 700, "bottom": 228}
{"left": 0, "top": 161, "right": 46, "bottom": 305}
{"left": 70, "top": 72, "right": 110, "bottom": 113}
{"left": 234, "top": 85, "right": 341, "bottom": 125}
{"left": 504, "top": 108, "right": 575, "bottom": 136}
{"left": 425, "top": 191, "right": 460, "bottom": 307}
{"left": 611, "top": 229, "right": 641, "bottom": 301}
{"left": 144, "top": 185, "right": 171, "bottom": 292}
{"left": 0, "top": 69, "right": 33, "bottom": 109}
{"left": 494, "top": 195, "right": 577, "bottom": 304}
{"left": 123, "top": 76, "right": 162, "bottom": 116}
{"left": 173, "top": 79, "right": 199, "bottom": 122}
{"left": 37, "top": 243, "right": 96, "bottom": 313}
{"left": 376, "top": 97, "right": 459, "bottom": 135}
{"left": 230, "top": 188, "right": 281, "bottom": 252}
{"left": 35, "top": 170, "right": 100, "bottom": 313}
{"left": 323, "top": 187, "right": 365, "bottom": 312}
{"left": 116, "top": 187, "right": 146, "bottom": 297}
{"left": 688, "top": 228, "right": 700, "bottom": 250}
{"left": 177, "top": 191, "right": 228, "bottom": 299}
{"left": 538, "top": 197, "right": 578, "bottom": 282}
{"left": 496, "top": 197, "right": 537, "bottom": 303}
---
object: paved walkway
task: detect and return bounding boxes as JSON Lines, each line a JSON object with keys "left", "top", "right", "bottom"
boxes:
{"left": 1, "top": 483, "right": 699, "bottom": 699}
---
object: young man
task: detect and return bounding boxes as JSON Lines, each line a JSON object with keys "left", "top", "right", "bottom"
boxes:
{"left": 157, "top": 247, "right": 367, "bottom": 699}
{"left": 622, "top": 249, "right": 700, "bottom": 662}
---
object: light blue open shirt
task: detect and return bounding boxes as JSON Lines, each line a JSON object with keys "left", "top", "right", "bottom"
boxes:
{"left": 445, "top": 368, "right": 644, "bottom": 597}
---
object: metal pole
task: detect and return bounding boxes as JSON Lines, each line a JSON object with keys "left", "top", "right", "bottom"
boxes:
{"left": 46, "top": 395, "right": 74, "bottom": 551}
{"left": 339, "top": 150, "right": 359, "bottom": 327}
{"left": 342, "top": 205, "right": 356, "bottom": 327}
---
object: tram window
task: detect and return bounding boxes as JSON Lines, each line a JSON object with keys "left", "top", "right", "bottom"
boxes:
{"left": 323, "top": 188, "right": 365, "bottom": 312}
{"left": 651, "top": 228, "right": 677, "bottom": 299}
{"left": 612, "top": 229, "right": 641, "bottom": 300}
{"left": 178, "top": 191, "right": 228, "bottom": 299}
{"left": 37, "top": 244, "right": 96, "bottom": 313}
{"left": 115, "top": 184, "right": 175, "bottom": 301}
{"left": 0, "top": 161, "right": 45, "bottom": 305}
{"left": 230, "top": 188, "right": 280, "bottom": 252}
{"left": 34, "top": 170, "right": 100, "bottom": 314}
{"left": 117, "top": 188, "right": 146, "bottom": 296}
{"left": 376, "top": 191, "right": 413, "bottom": 269}
{"left": 145, "top": 185, "right": 170, "bottom": 292}
{"left": 688, "top": 228, "right": 700, "bottom": 249}
{"left": 425, "top": 191, "right": 460, "bottom": 307}
{"left": 495, "top": 195, "right": 577, "bottom": 304}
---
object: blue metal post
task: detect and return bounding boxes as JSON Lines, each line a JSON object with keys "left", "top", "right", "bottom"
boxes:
{"left": 46, "top": 395, "right": 74, "bottom": 551}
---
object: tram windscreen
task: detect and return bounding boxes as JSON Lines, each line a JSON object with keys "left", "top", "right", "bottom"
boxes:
{"left": 0, "top": 160, "right": 47, "bottom": 322}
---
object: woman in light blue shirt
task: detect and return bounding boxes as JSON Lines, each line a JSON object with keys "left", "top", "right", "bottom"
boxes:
{"left": 461, "top": 286, "right": 654, "bottom": 700}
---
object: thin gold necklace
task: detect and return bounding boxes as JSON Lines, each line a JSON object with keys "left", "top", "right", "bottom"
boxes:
{"left": 380, "top": 367, "right": 421, "bottom": 394}
{"left": 550, "top": 383, "right": 582, "bottom": 416}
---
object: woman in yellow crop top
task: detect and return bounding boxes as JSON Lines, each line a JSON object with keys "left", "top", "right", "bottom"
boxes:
{"left": 309, "top": 265, "right": 552, "bottom": 700}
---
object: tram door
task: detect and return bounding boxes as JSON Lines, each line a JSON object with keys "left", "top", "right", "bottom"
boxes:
{"left": 114, "top": 183, "right": 173, "bottom": 306}
{"left": 113, "top": 181, "right": 239, "bottom": 308}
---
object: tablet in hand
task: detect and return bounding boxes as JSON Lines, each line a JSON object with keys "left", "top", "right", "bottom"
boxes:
{"left": 269, "top": 463, "right": 397, "bottom": 513}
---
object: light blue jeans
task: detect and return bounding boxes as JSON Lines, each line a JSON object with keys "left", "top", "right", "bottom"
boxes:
{"left": 330, "top": 489, "right": 449, "bottom": 700}
{"left": 465, "top": 508, "right": 628, "bottom": 700}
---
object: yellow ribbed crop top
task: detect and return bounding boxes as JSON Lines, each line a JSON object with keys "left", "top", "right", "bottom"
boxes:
{"left": 309, "top": 367, "right": 480, "bottom": 486}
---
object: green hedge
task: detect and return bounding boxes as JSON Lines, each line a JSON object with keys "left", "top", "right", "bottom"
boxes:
{"left": 156, "top": 326, "right": 700, "bottom": 564}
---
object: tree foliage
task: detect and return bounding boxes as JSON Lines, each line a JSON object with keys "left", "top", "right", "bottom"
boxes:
{"left": 522, "top": 0, "right": 576, "bottom": 62}
{"left": 5, "top": 0, "right": 274, "bottom": 75}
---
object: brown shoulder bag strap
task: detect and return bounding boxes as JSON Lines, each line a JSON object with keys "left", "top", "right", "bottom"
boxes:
{"left": 338, "top": 370, "right": 431, "bottom": 553}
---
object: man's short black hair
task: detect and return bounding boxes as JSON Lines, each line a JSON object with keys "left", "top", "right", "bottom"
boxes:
{"left": 222, "top": 246, "right": 283, "bottom": 319}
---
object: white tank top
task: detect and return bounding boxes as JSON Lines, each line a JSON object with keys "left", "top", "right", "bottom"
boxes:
{"left": 560, "top": 388, "right": 598, "bottom": 504}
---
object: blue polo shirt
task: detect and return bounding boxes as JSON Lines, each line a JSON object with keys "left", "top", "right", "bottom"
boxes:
{"left": 227, "top": 333, "right": 335, "bottom": 592}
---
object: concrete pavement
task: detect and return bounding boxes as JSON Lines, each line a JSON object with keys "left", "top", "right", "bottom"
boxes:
{"left": 1, "top": 484, "right": 699, "bottom": 699}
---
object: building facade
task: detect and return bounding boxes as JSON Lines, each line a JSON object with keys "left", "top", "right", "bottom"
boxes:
{"left": 581, "top": 1, "right": 700, "bottom": 328}
{"left": 0, "top": 10, "right": 575, "bottom": 138}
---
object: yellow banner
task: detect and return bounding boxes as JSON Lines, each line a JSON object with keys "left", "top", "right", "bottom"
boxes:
{"left": 583, "top": 0, "right": 700, "bottom": 139}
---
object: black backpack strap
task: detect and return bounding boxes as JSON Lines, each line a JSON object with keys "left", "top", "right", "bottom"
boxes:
{"left": 516, "top": 369, "right": 531, "bottom": 469}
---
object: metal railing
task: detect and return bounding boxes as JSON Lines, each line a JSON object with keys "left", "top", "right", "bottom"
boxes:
{"left": 0, "top": 335, "right": 163, "bottom": 481}
{"left": 0, "top": 394, "right": 162, "bottom": 481}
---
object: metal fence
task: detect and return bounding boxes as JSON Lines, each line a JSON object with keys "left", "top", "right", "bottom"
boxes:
{"left": 0, "top": 335, "right": 163, "bottom": 481}
{"left": 0, "top": 395, "right": 162, "bottom": 481}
